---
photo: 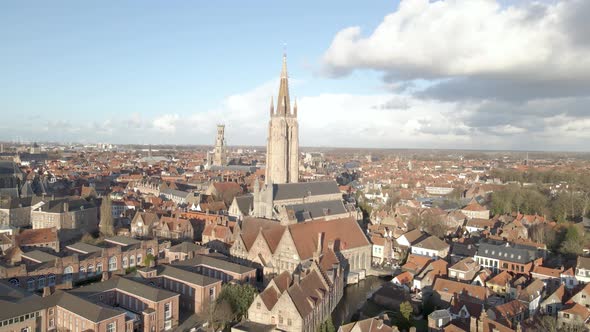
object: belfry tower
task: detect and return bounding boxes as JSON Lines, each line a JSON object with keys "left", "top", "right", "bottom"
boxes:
{"left": 265, "top": 54, "right": 299, "bottom": 184}
{"left": 213, "top": 124, "right": 227, "bottom": 166}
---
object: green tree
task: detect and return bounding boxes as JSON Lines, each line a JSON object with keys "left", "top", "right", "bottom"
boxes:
{"left": 143, "top": 253, "right": 156, "bottom": 267}
{"left": 560, "top": 225, "right": 584, "bottom": 256}
{"left": 317, "top": 317, "right": 336, "bottom": 332}
{"left": 217, "top": 283, "right": 258, "bottom": 321}
{"left": 400, "top": 301, "right": 413, "bottom": 328}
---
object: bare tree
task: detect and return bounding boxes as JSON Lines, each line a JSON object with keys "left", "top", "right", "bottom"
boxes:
{"left": 99, "top": 196, "right": 114, "bottom": 237}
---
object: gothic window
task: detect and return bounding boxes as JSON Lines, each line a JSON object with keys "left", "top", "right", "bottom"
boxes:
{"left": 122, "top": 256, "right": 128, "bottom": 268}
{"left": 88, "top": 264, "right": 94, "bottom": 275}
{"left": 129, "top": 255, "right": 135, "bottom": 266}
{"left": 97, "top": 263, "right": 103, "bottom": 274}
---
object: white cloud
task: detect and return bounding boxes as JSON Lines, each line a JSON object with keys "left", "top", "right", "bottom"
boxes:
{"left": 153, "top": 114, "right": 179, "bottom": 132}
{"left": 322, "top": 0, "right": 590, "bottom": 81}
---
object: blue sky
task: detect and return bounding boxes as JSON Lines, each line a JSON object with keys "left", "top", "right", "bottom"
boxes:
{"left": 0, "top": 1, "right": 390, "bottom": 127}
{"left": 2, "top": 0, "right": 590, "bottom": 150}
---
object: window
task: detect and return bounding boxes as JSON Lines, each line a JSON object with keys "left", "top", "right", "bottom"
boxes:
{"left": 88, "top": 265, "right": 94, "bottom": 276}
{"left": 108, "top": 257, "right": 117, "bottom": 271}
{"left": 256, "top": 302, "right": 261, "bottom": 309}
{"left": 49, "top": 318, "right": 55, "bottom": 328}
{"left": 21, "top": 328, "right": 30, "bottom": 332}
{"left": 209, "top": 287, "right": 216, "bottom": 301}
{"left": 287, "top": 319, "right": 292, "bottom": 326}
{"left": 49, "top": 308, "right": 54, "bottom": 315}
{"left": 164, "top": 303, "right": 171, "bottom": 319}
{"left": 107, "top": 322, "right": 116, "bottom": 332}
{"left": 129, "top": 255, "right": 135, "bottom": 267}
{"left": 38, "top": 276, "right": 46, "bottom": 288}
{"left": 164, "top": 320, "right": 172, "bottom": 331}
{"left": 63, "top": 266, "right": 73, "bottom": 282}
{"left": 137, "top": 255, "right": 142, "bottom": 266}
{"left": 9, "top": 278, "right": 20, "bottom": 287}
{"left": 27, "top": 278, "right": 35, "bottom": 290}
{"left": 122, "top": 256, "right": 128, "bottom": 268}
{"left": 79, "top": 266, "right": 86, "bottom": 279}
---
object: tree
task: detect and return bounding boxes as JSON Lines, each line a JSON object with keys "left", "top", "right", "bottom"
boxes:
{"left": 143, "top": 253, "right": 155, "bottom": 267}
{"left": 99, "top": 196, "right": 114, "bottom": 236}
{"left": 399, "top": 301, "right": 413, "bottom": 329}
{"left": 217, "top": 283, "right": 258, "bottom": 321}
{"left": 535, "top": 315, "right": 558, "bottom": 332}
{"left": 318, "top": 317, "right": 336, "bottom": 332}
{"left": 560, "top": 225, "right": 584, "bottom": 256}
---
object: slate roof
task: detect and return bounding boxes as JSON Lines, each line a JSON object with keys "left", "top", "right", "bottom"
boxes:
{"left": 174, "top": 254, "right": 255, "bottom": 274}
{"left": 168, "top": 241, "right": 207, "bottom": 254}
{"left": 44, "top": 291, "right": 125, "bottom": 323}
{"left": 272, "top": 181, "right": 340, "bottom": 201}
{"left": 475, "top": 242, "right": 538, "bottom": 264}
{"left": 21, "top": 249, "right": 59, "bottom": 263}
{"left": 71, "top": 276, "right": 178, "bottom": 302}
{"left": 66, "top": 242, "right": 103, "bottom": 254}
{"left": 37, "top": 197, "right": 96, "bottom": 213}
{"left": 157, "top": 264, "right": 221, "bottom": 286}
{"left": 104, "top": 236, "right": 141, "bottom": 247}
{"left": 234, "top": 194, "right": 254, "bottom": 214}
{"left": 283, "top": 199, "right": 347, "bottom": 222}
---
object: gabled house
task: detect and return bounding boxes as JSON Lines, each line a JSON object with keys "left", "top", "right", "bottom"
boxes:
{"left": 412, "top": 259, "right": 448, "bottom": 293}
{"left": 487, "top": 300, "right": 527, "bottom": 329}
{"left": 516, "top": 278, "right": 544, "bottom": 315}
{"left": 558, "top": 303, "right": 590, "bottom": 330}
{"left": 540, "top": 284, "right": 567, "bottom": 316}
{"left": 448, "top": 257, "right": 479, "bottom": 283}
{"left": 395, "top": 229, "right": 427, "bottom": 248}
{"left": 130, "top": 211, "right": 160, "bottom": 237}
{"left": 410, "top": 235, "right": 449, "bottom": 259}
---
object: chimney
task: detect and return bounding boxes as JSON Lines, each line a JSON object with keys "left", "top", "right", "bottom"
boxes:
{"left": 42, "top": 286, "right": 53, "bottom": 297}
{"left": 315, "top": 232, "right": 323, "bottom": 258}
{"left": 470, "top": 316, "right": 479, "bottom": 332}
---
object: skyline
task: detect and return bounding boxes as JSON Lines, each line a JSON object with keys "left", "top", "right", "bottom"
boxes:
{"left": 2, "top": 0, "right": 590, "bottom": 151}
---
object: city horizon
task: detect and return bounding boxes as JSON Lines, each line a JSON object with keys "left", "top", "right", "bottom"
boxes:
{"left": 3, "top": 1, "right": 590, "bottom": 151}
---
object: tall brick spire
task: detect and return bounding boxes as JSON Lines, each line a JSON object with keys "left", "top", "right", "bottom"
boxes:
{"left": 275, "top": 53, "right": 292, "bottom": 117}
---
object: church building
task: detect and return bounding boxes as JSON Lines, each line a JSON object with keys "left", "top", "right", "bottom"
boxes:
{"left": 250, "top": 55, "right": 359, "bottom": 225}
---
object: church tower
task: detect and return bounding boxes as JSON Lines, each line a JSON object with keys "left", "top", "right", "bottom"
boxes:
{"left": 213, "top": 124, "right": 227, "bottom": 166}
{"left": 265, "top": 54, "right": 299, "bottom": 184}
